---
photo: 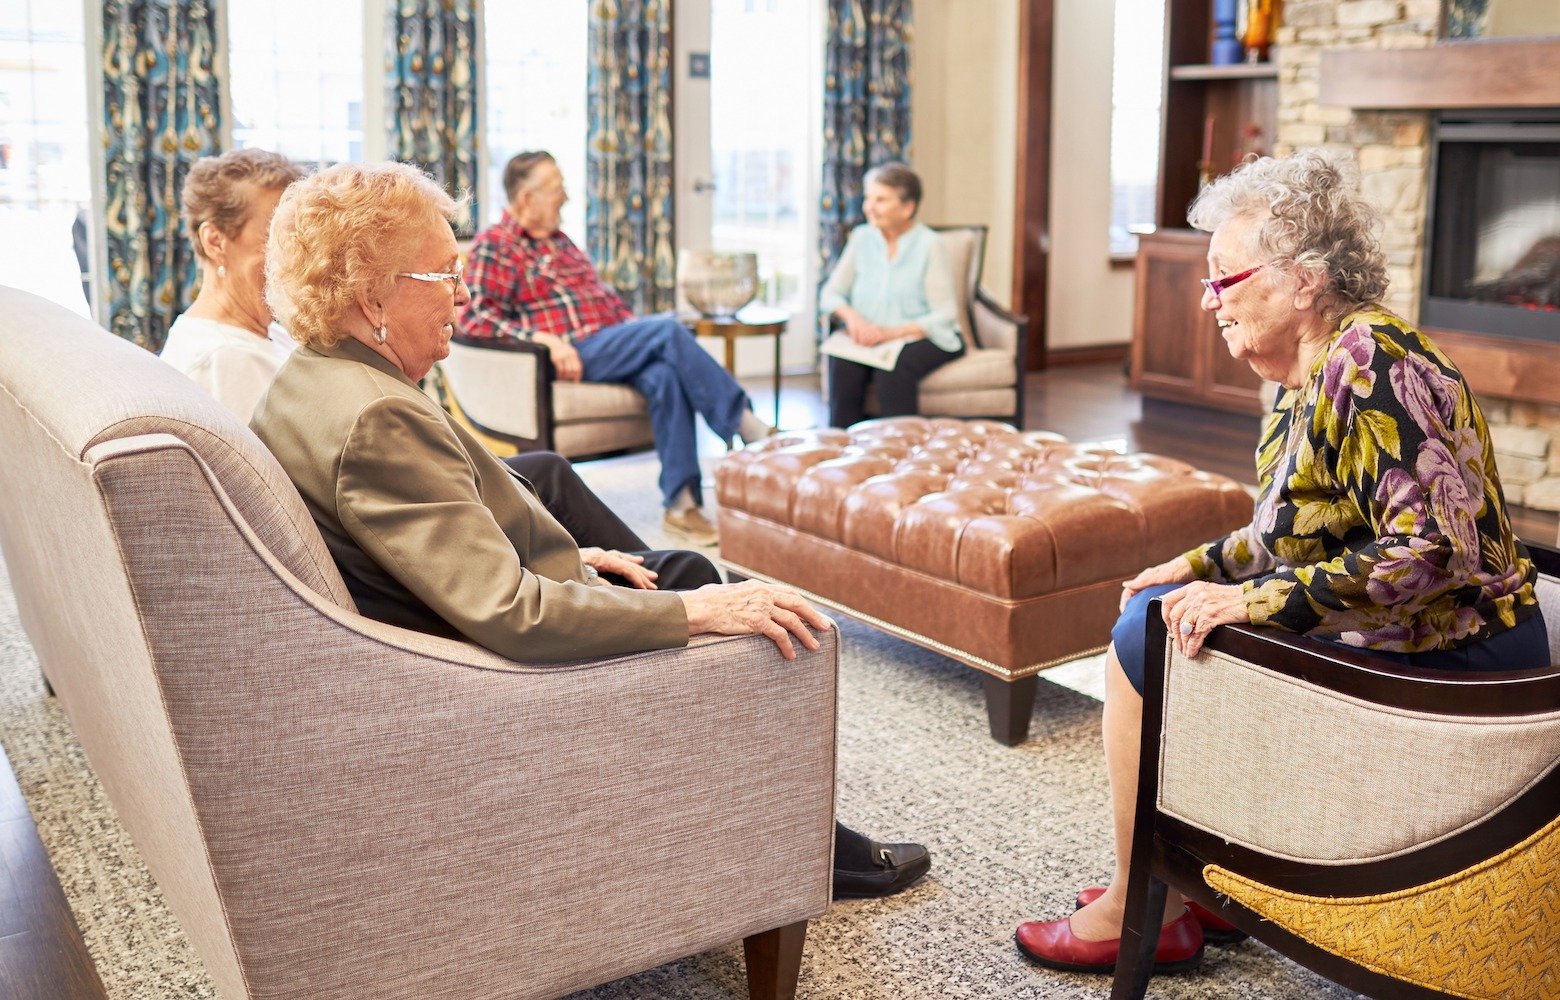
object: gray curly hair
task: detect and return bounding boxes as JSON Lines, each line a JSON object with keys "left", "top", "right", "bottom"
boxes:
{"left": 1187, "top": 150, "right": 1389, "bottom": 320}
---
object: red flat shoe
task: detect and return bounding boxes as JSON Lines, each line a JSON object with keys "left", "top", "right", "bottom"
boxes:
{"left": 1015, "top": 910, "right": 1203, "bottom": 974}
{"left": 1075, "top": 886, "right": 1248, "bottom": 945}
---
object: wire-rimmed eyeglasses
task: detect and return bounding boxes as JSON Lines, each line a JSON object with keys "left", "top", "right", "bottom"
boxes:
{"left": 397, "top": 259, "right": 466, "bottom": 291}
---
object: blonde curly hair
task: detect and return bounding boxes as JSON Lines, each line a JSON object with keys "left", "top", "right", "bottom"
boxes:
{"left": 266, "top": 161, "right": 466, "bottom": 350}
{"left": 1188, "top": 149, "right": 1389, "bottom": 321}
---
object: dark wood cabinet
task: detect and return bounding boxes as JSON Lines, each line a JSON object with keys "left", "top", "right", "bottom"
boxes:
{"left": 1130, "top": 0, "right": 1276, "bottom": 416}
{"left": 1131, "top": 230, "right": 1264, "bottom": 415}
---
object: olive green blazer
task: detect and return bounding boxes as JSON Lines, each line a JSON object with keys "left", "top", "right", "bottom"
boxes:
{"left": 252, "top": 338, "right": 687, "bottom": 661}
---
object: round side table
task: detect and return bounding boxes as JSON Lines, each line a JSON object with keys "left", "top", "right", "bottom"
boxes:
{"left": 682, "top": 305, "right": 788, "bottom": 426}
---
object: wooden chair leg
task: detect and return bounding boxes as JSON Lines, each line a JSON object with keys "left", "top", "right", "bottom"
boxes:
{"left": 743, "top": 919, "right": 807, "bottom": 1000}
{"left": 982, "top": 674, "right": 1037, "bottom": 745}
{"left": 1111, "top": 874, "right": 1167, "bottom": 1000}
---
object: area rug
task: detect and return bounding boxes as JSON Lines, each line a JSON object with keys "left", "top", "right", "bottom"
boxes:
{"left": 0, "top": 449, "right": 1357, "bottom": 999}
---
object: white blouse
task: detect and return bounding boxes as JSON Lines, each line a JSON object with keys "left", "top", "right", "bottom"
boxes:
{"left": 160, "top": 314, "right": 294, "bottom": 424}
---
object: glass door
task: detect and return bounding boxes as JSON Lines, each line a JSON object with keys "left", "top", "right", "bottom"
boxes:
{"left": 678, "top": 0, "right": 823, "bottom": 381}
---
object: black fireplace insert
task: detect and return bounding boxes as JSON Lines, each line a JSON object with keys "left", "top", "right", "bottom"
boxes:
{"left": 1423, "top": 110, "right": 1560, "bottom": 345}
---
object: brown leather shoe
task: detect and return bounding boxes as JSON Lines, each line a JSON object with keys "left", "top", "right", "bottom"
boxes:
{"left": 663, "top": 507, "right": 719, "bottom": 547}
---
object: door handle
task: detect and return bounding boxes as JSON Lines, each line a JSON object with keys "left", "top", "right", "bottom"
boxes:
{"left": 692, "top": 178, "right": 717, "bottom": 194}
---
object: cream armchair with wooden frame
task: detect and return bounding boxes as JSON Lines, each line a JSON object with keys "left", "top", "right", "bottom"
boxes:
{"left": 821, "top": 224, "right": 1030, "bottom": 426}
{"left": 435, "top": 332, "right": 656, "bottom": 459}
{"left": 0, "top": 288, "right": 836, "bottom": 1000}
{"left": 1112, "top": 544, "right": 1560, "bottom": 1000}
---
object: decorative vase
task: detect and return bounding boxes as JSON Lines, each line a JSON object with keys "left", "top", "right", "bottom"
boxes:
{"left": 1242, "top": 0, "right": 1274, "bottom": 63}
{"left": 678, "top": 251, "right": 759, "bottom": 318}
{"left": 1211, "top": 0, "right": 1244, "bottom": 65}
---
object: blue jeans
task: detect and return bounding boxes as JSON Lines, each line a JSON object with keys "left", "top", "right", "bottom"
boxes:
{"left": 1112, "top": 583, "right": 1551, "bottom": 696}
{"left": 574, "top": 314, "right": 752, "bottom": 508}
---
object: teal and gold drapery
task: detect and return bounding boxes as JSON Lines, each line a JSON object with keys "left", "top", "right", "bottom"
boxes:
{"left": 586, "top": 0, "right": 675, "bottom": 314}
{"left": 101, "top": 0, "right": 221, "bottom": 352}
{"left": 387, "top": 0, "right": 480, "bottom": 238}
{"left": 819, "top": 0, "right": 912, "bottom": 272}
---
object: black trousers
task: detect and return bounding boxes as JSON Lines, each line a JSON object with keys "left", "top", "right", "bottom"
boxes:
{"left": 506, "top": 451, "right": 891, "bottom": 872}
{"left": 503, "top": 452, "right": 720, "bottom": 591}
{"left": 828, "top": 338, "right": 963, "bottom": 428}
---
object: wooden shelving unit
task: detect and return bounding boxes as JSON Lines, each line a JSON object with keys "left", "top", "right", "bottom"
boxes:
{"left": 1132, "top": 0, "right": 1277, "bottom": 417}
{"left": 1169, "top": 62, "right": 1280, "bottom": 81}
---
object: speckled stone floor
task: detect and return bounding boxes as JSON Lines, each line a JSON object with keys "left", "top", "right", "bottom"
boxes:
{"left": 0, "top": 452, "right": 1359, "bottom": 999}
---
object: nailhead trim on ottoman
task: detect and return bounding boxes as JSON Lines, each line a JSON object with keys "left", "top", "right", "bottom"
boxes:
{"left": 715, "top": 417, "right": 1254, "bottom": 743}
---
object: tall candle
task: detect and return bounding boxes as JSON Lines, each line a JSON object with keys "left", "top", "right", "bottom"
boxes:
{"left": 1202, "top": 115, "right": 1215, "bottom": 167}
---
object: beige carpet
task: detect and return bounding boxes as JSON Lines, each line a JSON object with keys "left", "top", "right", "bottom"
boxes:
{"left": 0, "top": 449, "right": 1359, "bottom": 999}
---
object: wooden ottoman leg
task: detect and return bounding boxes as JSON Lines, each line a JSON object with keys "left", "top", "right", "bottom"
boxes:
{"left": 983, "top": 674, "right": 1038, "bottom": 745}
{"left": 744, "top": 919, "right": 807, "bottom": 1000}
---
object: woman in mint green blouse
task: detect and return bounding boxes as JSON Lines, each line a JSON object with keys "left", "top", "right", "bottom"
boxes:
{"left": 1015, "top": 151, "right": 1548, "bottom": 977}
{"left": 819, "top": 163, "right": 963, "bottom": 427}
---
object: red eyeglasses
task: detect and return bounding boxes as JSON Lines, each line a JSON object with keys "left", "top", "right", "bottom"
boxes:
{"left": 1200, "top": 263, "right": 1265, "bottom": 306}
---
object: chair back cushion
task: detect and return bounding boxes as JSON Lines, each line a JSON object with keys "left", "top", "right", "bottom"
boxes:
{"left": 933, "top": 225, "right": 987, "bottom": 348}
{"left": 0, "top": 288, "right": 354, "bottom": 615}
{"left": 1538, "top": 568, "right": 1560, "bottom": 665}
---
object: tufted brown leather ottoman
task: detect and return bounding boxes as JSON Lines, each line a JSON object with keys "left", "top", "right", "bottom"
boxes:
{"left": 715, "top": 417, "right": 1254, "bottom": 744}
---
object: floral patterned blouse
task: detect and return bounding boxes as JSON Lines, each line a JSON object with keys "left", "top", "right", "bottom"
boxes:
{"left": 1183, "top": 309, "right": 1539, "bottom": 651}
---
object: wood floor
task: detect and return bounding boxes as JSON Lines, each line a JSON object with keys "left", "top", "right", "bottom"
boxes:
{"left": 2, "top": 362, "right": 1553, "bottom": 997}
{"left": 0, "top": 745, "right": 106, "bottom": 1000}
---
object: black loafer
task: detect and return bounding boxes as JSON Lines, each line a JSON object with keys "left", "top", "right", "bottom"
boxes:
{"left": 832, "top": 841, "right": 932, "bottom": 899}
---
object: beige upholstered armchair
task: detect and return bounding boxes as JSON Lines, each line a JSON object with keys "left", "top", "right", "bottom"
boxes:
{"left": 435, "top": 333, "right": 655, "bottom": 459}
{"left": 0, "top": 288, "right": 836, "bottom": 1000}
{"left": 1113, "top": 546, "right": 1560, "bottom": 999}
{"left": 822, "top": 224, "right": 1029, "bottom": 425}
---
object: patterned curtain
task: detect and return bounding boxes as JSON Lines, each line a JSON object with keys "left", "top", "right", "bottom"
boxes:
{"left": 101, "top": 0, "right": 221, "bottom": 352}
{"left": 586, "top": 0, "right": 675, "bottom": 314}
{"left": 819, "top": 0, "right": 912, "bottom": 272}
{"left": 387, "top": 0, "right": 480, "bottom": 238}
{"left": 1446, "top": 0, "right": 1488, "bottom": 39}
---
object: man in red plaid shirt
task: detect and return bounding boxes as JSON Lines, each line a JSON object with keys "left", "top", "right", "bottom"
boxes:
{"left": 460, "top": 151, "right": 775, "bottom": 547}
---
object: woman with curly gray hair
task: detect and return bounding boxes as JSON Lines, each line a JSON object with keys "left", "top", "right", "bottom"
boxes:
{"left": 1014, "top": 151, "right": 1547, "bottom": 976}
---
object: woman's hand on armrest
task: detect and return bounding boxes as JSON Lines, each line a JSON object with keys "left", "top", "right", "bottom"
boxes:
{"left": 680, "top": 581, "right": 834, "bottom": 660}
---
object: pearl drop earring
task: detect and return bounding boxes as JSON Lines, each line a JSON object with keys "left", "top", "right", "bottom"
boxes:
{"left": 217, "top": 264, "right": 227, "bottom": 279}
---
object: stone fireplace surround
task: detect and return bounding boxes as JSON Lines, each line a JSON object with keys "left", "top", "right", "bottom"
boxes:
{"left": 1275, "top": 1, "right": 1560, "bottom": 511}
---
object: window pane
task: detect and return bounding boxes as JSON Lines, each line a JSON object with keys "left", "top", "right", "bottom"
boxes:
{"left": 483, "top": 2, "right": 587, "bottom": 240}
{"left": 710, "top": 0, "right": 809, "bottom": 310}
{"left": 229, "top": 0, "right": 364, "bottom": 166}
{"left": 0, "top": 0, "right": 93, "bottom": 316}
{"left": 1109, "top": 0, "right": 1165, "bottom": 256}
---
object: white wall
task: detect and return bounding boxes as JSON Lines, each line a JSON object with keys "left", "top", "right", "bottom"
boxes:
{"left": 914, "top": 0, "right": 1133, "bottom": 350}
{"left": 911, "top": 0, "right": 1018, "bottom": 310}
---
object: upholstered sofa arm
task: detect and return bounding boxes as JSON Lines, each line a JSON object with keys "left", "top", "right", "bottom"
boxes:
{"left": 971, "top": 289, "right": 1027, "bottom": 357}
{"left": 1147, "top": 576, "right": 1560, "bottom": 869}
{"left": 440, "top": 334, "right": 553, "bottom": 445}
{"left": 89, "top": 435, "right": 838, "bottom": 1000}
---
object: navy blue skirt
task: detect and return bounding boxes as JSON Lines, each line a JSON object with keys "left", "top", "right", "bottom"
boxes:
{"left": 1112, "top": 582, "right": 1551, "bottom": 696}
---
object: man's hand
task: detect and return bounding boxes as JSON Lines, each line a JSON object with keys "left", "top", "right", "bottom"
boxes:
{"left": 680, "top": 580, "right": 833, "bottom": 660}
{"left": 533, "top": 332, "right": 583, "bottom": 382}
{"left": 579, "top": 547, "right": 658, "bottom": 589}
{"left": 1119, "top": 556, "right": 1197, "bottom": 611}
